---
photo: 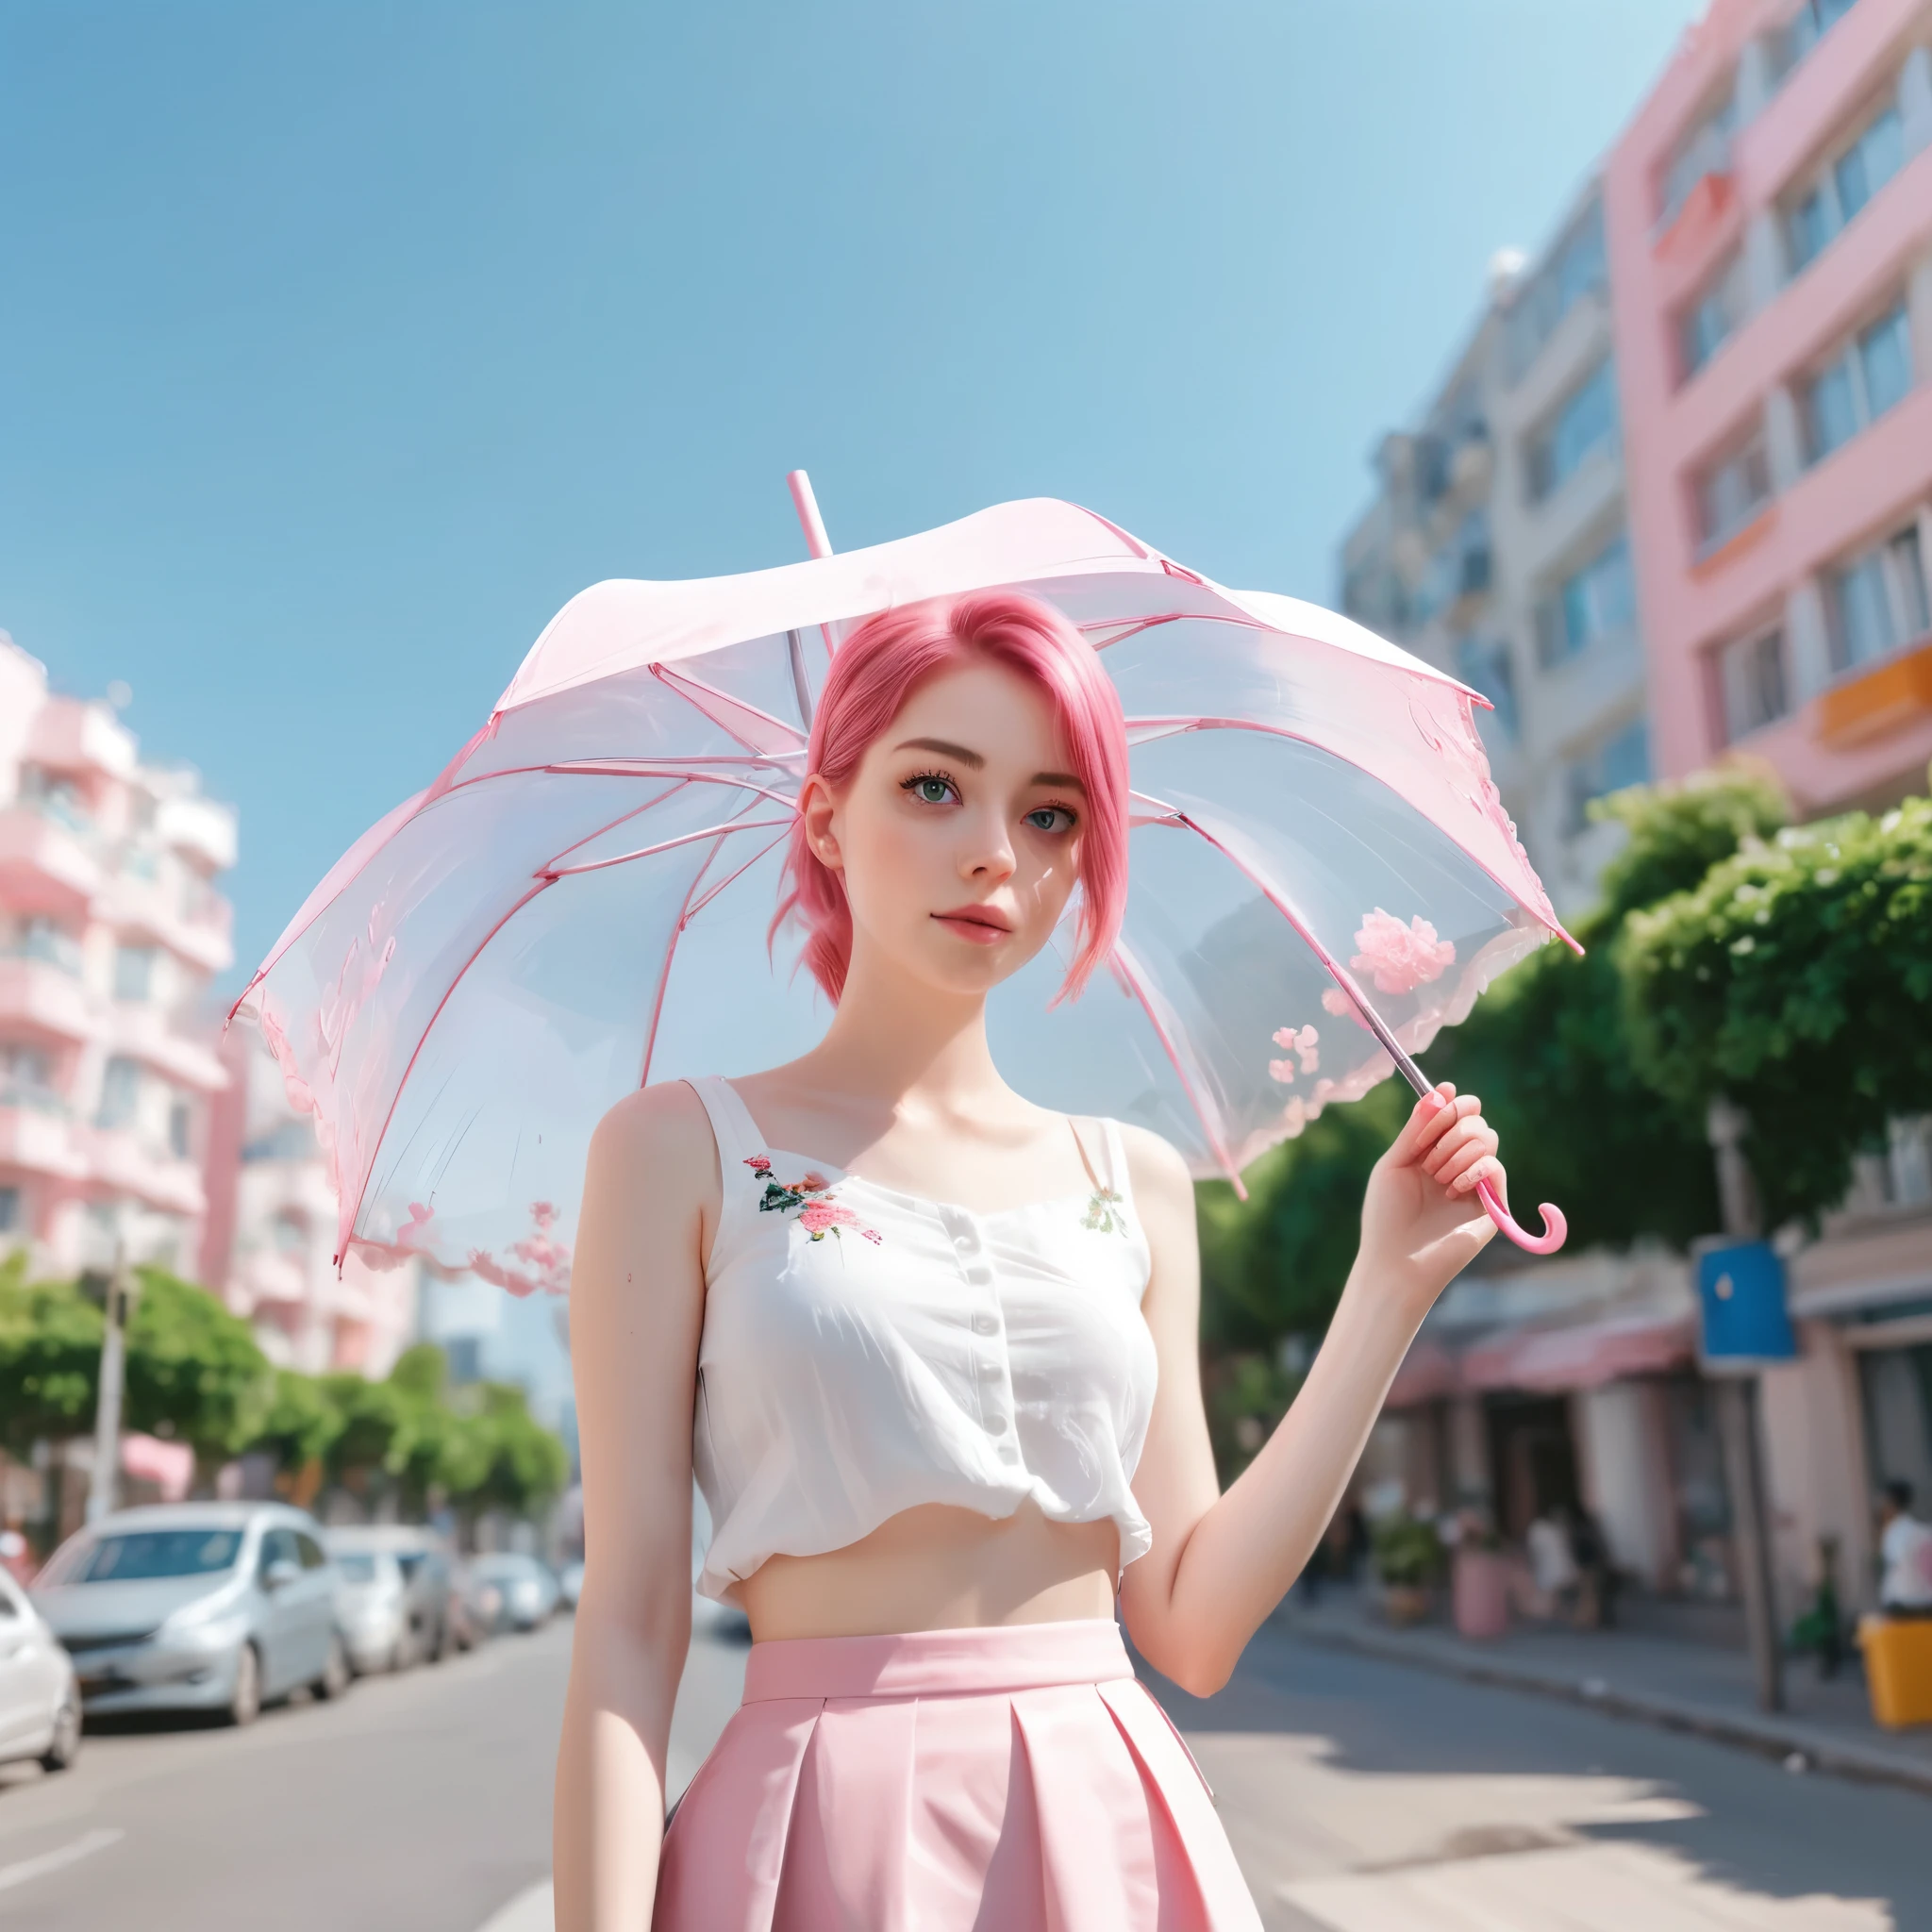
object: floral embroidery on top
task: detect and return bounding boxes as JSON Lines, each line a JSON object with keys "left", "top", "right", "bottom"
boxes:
{"left": 1082, "top": 1186, "right": 1128, "bottom": 1235}
{"left": 745, "top": 1156, "right": 883, "bottom": 1245}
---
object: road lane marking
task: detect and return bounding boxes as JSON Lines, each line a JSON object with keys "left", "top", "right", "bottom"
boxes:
{"left": 0, "top": 1827, "right": 125, "bottom": 1893}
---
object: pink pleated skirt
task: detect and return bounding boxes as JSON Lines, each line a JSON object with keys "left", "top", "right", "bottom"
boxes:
{"left": 654, "top": 1617, "right": 1259, "bottom": 1929}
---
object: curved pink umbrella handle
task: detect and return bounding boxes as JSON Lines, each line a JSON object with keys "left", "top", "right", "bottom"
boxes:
{"left": 1477, "top": 1178, "right": 1567, "bottom": 1256}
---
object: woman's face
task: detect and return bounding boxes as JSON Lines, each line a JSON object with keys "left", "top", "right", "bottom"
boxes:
{"left": 802, "top": 656, "right": 1086, "bottom": 1000}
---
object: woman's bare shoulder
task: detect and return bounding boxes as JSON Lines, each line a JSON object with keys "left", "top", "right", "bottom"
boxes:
{"left": 1114, "top": 1119, "right": 1194, "bottom": 1211}
{"left": 588, "top": 1078, "right": 719, "bottom": 1195}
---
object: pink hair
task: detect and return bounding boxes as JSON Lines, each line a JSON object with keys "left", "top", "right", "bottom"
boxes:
{"left": 774, "top": 591, "right": 1129, "bottom": 1005}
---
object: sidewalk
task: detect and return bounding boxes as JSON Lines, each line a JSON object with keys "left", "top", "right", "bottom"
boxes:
{"left": 1275, "top": 1587, "right": 1932, "bottom": 1796}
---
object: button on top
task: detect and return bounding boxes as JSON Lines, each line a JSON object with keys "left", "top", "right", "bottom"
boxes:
{"left": 986, "top": 1414, "right": 1008, "bottom": 1437}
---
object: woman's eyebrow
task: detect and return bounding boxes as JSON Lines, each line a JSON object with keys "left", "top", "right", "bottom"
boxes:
{"left": 1033, "top": 771, "right": 1085, "bottom": 792}
{"left": 894, "top": 736, "right": 985, "bottom": 768}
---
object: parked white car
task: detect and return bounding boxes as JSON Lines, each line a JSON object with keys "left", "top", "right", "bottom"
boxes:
{"left": 329, "top": 1547, "right": 411, "bottom": 1674}
{"left": 0, "top": 1568, "right": 80, "bottom": 1773}
{"left": 32, "top": 1504, "right": 349, "bottom": 1724}
{"left": 327, "top": 1525, "right": 455, "bottom": 1666}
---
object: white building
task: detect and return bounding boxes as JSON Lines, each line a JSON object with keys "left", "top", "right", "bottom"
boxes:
{"left": 1340, "top": 183, "right": 1647, "bottom": 916}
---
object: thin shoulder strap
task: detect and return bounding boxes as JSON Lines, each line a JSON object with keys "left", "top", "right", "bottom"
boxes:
{"left": 685, "top": 1075, "right": 766, "bottom": 1180}
{"left": 1098, "top": 1117, "right": 1133, "bottom": 1205}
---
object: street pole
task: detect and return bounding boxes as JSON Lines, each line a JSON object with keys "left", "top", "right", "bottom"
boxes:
{"left": 86, "top": 1243, "right": 133, "bottom": 1528}
{"left": 1707, "top": 1099, "right": 1784, "bottom": 1714}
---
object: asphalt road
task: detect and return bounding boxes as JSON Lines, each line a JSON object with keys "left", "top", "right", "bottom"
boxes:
{"left": 2, "top": 1609, "right": 1927, "bottom": 1930}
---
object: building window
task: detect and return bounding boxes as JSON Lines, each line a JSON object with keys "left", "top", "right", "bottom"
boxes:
{"left": 1804, "top": 301, "right": 1914, "bottom": 462}
{"left": 1504, "top": 196, "right": 1607, "bottom": 381}
{"left": 1566, "top": 719, "right": 1652, "bottom": 833}
{"left": 1454, "top": 636, "right": 1519, "bottom": 740}
{"left": 1658, "top": 96, "right": 1735, "bottom": 230}
{"left": 1695, "top": 433, "right": 1773, "bottom": 551}
{"left": 113, "top": 944, "right": 158, "bottom": 1003}
{"left": 1678, "top": 253, "right": 1747, "bottom": 381}
{"left": 17, "top": 766, "right": 93, "bottom": 836}
{"left": 1828, "top": 524, "right": 1931, "bottom": 674}
{"left": 4, "top": 917, "right": 83, "bottom": 976}
{"left": 1789, "top": 104, "right": 1905, "bottom": 273}
{"left": 1528, "top": 360, "right": 1619, "bottom": 501}
{"left": 0, "top": 1043, "right": 58, "bottom": 1110}
{"left": 1716, "top": 628, "right": 1789, "bottom": 742}
{"left": 1536, "top": 533, "right": 1636, "bottom": 667}
{"left": 0, "top": 1187, "right": 19, "bottom": 1235}
{"left": 1779, "top": 0, "right": 1858, "bottom": 75}
{"left": 96, "top": 1055, "right": 141, "bottom": 1131}
{"left": 167, "top": 1096, "right": 192, "bottom": 1160}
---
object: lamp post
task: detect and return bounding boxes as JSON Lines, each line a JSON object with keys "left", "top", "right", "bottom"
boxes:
{"left": 1703, "top": 1099, "right": 1786, "bottom": 1715}
{"left": 86, "top": 1244, "right": 139, "bottom": 1527}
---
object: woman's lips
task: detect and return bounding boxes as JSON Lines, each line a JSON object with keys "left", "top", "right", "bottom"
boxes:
{"left": 931, "top": 908, "right": 1012, "bottom": 945}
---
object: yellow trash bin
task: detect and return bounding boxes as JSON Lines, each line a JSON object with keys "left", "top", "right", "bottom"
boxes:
{"left": 1857, "top": 1614, "right": 1932, "bottom": 1729}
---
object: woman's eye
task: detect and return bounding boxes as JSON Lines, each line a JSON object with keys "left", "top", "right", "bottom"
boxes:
{"left": 1025, "top": 807, "right": 1075, "bottom": 834}
{"left": 908, "top": 775, "right": 956, "bottom": 806}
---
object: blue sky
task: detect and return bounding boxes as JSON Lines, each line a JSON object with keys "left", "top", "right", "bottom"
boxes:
{"left": 2, "top": 0, "right": 1702, "bottom": 986}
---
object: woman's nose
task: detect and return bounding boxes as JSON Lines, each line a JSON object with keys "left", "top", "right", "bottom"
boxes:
{"left": 960, "top": 812, "right": 1015, "bottom": 883}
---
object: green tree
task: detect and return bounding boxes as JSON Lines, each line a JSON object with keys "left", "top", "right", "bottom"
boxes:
{"left": 439, "top": 1382, "right": 569, "bottom": 1521}
{"left": 1421, "top": 768, "right": 1789, "bottom": 1254}
{"left": 1621, "top": 790, "right": 1932, "bottom": 1227}
{"left": 0, "top": 1256, "right": 102, "bottom": 1457}
{"left": 124, "top": 1269, "right": 276, "bottom": 1476}
{"left": 254, "top": 1369, "right": 344, "bottom": 1477}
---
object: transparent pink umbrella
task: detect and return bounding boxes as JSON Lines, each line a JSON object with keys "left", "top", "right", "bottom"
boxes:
{"left": 234, "top": 475, "right": 1574, "bottom": 1294}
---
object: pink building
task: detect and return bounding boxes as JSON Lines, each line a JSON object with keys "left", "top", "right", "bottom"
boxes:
{"left": 1605, "top": 0, "right": 1932, "bottom": 811}
{"left": 0, "top": 634, "right": 236, "bottom": 1275}
{"left": 200, "top": 1026, "right": 420, "bottom": 1378}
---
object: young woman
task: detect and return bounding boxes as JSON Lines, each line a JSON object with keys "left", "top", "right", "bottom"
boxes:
{"left": 554, "top": 591, "right": 1506, "bottom": 1929}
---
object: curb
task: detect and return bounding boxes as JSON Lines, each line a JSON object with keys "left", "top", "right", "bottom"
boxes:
{"left": 1278, "top": 1614, "right": 1932, "bottom": 1800}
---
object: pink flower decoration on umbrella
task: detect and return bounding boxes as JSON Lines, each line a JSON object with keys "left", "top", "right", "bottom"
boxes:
{"left": 1268, "top": 1024, "right": 1320, "bottom": 1084}
{"left": 1348, "top": 908, "right": 1457, "bottom": 996}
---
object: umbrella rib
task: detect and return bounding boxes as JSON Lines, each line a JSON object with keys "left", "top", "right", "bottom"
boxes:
{"left": 1126, "top": 715, "right": 1575, "bottom": 951}
{"left": 1156, "top": 810, "right": 1433, "bottom": 1105}
{"left": 684, "top": 824, "right": 793, "bottom": 925}
{"left": 544, "top": 779, "right": 693, "bottom": 871}
{"left": 338, "top": 876, "right": 554, "bottom": 1266}
{"left": 638, "top": 822, "right": 799, "bottom": 1089}
{"left": 1107, "top": 937, "right": 1246, "bottom": 1199}
{"left": 650, "top": 662, "right": 809, "bottom": 754}
{"left": 542, "top": 817, "right": 795, "bottom": 882}
{"left": 639, "top": 834, "right": 728, "bottom": 1089}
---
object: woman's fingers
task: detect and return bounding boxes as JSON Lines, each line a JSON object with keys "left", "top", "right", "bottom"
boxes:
{"left": 1424, "top": 1121, "right": 1500, "bottom": 1191}
{"left": 1420, "top": 1107, "right": 1493, "bottom": 1177}
{"left": 1390, "top": 1083, "right": 1456, "bottom": 1164}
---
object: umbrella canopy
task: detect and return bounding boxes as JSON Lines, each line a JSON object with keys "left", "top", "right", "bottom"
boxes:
{"left": 236, "top": 491, "right": 1575, "bottom": 1294}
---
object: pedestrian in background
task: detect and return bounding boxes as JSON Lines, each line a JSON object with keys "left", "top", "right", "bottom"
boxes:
{"left": 1877, "top": 1481, "right": 1932, "bottom": 1617}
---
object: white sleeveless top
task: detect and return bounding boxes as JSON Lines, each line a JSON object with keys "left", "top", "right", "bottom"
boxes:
{"left": 686, "top": 1075, "right": 1159, "bottom": 1604}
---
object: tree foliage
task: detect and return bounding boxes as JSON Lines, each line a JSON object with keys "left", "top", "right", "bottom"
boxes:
{"left": 1195, "top": 766, "right": 1798, "bottom": 1414}
{"left": 1621, "top": 790, "right": 1932, "bottom": 1227}
{"left": 125, "top": 1268, "right": 276, "bottom": 1470}
{"left": 0, "top": 1259, "right": 568, "bottom": 1524}
{"left": 0, "top": 1256, "right": 102, "bottom": 1457}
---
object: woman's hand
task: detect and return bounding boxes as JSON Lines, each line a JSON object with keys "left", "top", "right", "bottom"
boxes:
{"left": 1357, "top": 1082, "right": 1503, "bottom": 1313}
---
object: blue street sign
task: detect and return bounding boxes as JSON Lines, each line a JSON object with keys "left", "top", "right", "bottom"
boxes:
{"left": 1696, "top": 1240, "right": 1796, "bottom": 1365}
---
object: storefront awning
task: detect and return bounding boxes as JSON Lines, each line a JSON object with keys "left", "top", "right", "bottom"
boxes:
{"left": 1386, "top": 1307, "right": 1696, "bottom": 1407}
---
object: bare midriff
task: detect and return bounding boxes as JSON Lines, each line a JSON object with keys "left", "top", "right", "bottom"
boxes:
{"left": 735, "top": 1496, "right": 1121, "bottom": 1641}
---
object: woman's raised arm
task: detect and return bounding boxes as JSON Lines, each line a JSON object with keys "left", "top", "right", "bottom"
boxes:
{"left": 553, "top": 1083, "right": 718, "bottom": 1932}
{"left": 1118, "top": 1085, "right": 1501, "bottom": 1697}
